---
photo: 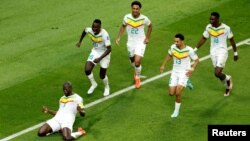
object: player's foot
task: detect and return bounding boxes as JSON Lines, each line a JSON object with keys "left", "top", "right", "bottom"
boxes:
{"left": 224, "top": 76, "right": 233, "bottom": 96}
{"left": 171, "top": 111, "right": 179, "bottom": 118}
{"left": 135, "top": 77, "right": 141, "bottom": 89}
{"left": 103, "top": 86, "right": 110, "bottom": 97}
{"left": 186, "top": 79, "right": 194, "bottom": 90}
{"left": 78, "top": 127, "right": 86, "bottom": 135}
{"left": 87, "top": 83, "right": 97, "bottom": 94}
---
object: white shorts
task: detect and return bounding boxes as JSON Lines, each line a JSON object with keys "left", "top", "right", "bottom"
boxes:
{"left": 127, "top": 43, "right": 146, "bottom": 57}
{"left": 169, "top": 71, "right": 189, "bottom": 87}
{"left": 87, "top": 49, "right": 111, "bottom": 68}
{"left": 46, "top": 117, "right": 73, "bottom": 133}
{"left": 210, "top": 53, "right": 228, "bottom": 68}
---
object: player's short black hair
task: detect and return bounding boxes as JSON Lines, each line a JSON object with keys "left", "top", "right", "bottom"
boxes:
{"left": 131, "top": 1, "right": 142, "bottom": 8}
{"left": 211, "top": 12, "right": 220, "bottom": 19}
{"left": 63, "top": 81, "right": 72, "bottom": 88}
{"left": 93, "top": 19, "right": 102, "bottom": 25}
{"left": 175, "top": 33, "right": 184, "bottom": 41}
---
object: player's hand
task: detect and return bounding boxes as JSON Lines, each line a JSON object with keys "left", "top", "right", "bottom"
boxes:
{"left": 186, "top": 69, "right": 194, "bottom": 77}
{"left": 160, "top": 66, "right": 165, "bottom": 73}
{"left": 94, "top": 58, "right": 101, "bottom": 63}
{"left": 144, "top": 38, "right": 149, "bottom": 44}
{"left": 115, "top": 38, "right": 120, "bottom": 46}
{"left": 42, "top": 106, "right": 48, "bottom": 113}
{"left": 234, "top": 55, "right": 238, "bottom": 61}
{"left": 76, "top": 42, "right": 81, "bottom": 48}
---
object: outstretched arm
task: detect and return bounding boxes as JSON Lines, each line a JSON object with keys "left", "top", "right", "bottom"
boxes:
{"left": 76, "top": 29, "right": 87, "bottom": 48}
{"left": 115, "top": 24, "right": 126, "bottom": 46}
{"left": 229, "top": 37, "right": 238, "bottom": 61}
{"left": 160, "top": 54, "right": 172, "bottom": 73}
{"left": 194, "top": 36, "right": 207, "bottom": 51}
{"left": 42, "top": 106, "right": 57, "bottom": 116}
{"left": 144, "top": 23, "right": 152, "bottom": 44}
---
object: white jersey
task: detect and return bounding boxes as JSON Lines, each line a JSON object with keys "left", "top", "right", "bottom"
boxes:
{"left": 123, "top": 13, "right": 151, "bottom": 44}
{"left": 168, "top": 44, "right": 198, "bottom": 72}
{"left": 54, "top": 93, "right": 84, "bottom": 123}
{"left": 203, "top": 23, "right": 233, "bottom": 55}
{"left": 85, "top": 27, "right": 111, "bottom": 52}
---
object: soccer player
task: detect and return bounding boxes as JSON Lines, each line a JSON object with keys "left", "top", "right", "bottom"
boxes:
{"left": 194, "top": 12, "right": 238, "bottom": 96}
{"left": 115, "top": 1, "right": 152, "bottom": 89}
{"left": 76, "top": 19, "right": 111, "bottom": 96}
{"left": 160, "top": 34, "right": 199, "bottom": 118}
{"left": 38, "top": 81, "right": 86, "bottom": 140}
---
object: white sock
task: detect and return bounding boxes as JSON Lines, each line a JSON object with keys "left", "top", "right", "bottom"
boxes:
{"left": 174, "top": 102, "right": 181, "bottom": 113}
{"left": 71, "top": 131, "right": 82, "bottom": 139}
{"left": 87, "top": 73, "right": 97, "bottom": 85}
{"left": 135, "top": 65, "right": 142, "bottom": 78}
{"left": 131, "top": 62, "right": 136, "bottom": 69}
{"left": 225, "top": 75, "right": 230, "bottom": 81}
{"left": 102, "top": 75, "right": 109, "bottom": 88}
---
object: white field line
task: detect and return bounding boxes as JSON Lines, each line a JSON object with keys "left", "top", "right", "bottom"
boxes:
{"left": 1, "top": 38, "right": 250, "bottom": 141}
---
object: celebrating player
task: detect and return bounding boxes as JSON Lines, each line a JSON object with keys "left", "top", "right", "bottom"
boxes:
{"left": 116, "top": 1, "right": 152, "bottom": 89}
{"left": 160, "top": 34, "right": 199, "bottom": 118}
{"left": 38, "top": 81, "right": 86, "bottom": 140}
{"left": 194, "top": 12, "right": 238, "bottom": 96}
{"left": 76, "top": 19, "right": 111, "bottom": 96}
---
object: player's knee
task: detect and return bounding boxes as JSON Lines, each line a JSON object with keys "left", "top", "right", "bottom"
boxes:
{"left": 37, "top": 131, "right": 46, "bottom": 137}
{"left": 214, "top": 71, "right": 221, "bottom": 78}
{"left": 134, "top": 61, "right": 140, "bottom": 67}
{"left": 85, "top": 69, "right": 91, "bottom": 75}
{"left": 63, "top": 135, "right": 72, "bottom": 141}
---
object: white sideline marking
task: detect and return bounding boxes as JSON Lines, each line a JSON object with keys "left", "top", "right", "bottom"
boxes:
{"left": 1, "top": 38, "right": 250, "bottom": 141}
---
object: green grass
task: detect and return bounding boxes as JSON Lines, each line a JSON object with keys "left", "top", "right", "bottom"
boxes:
{"left": 0, "top": 0, "right": 250, "bottom": 140}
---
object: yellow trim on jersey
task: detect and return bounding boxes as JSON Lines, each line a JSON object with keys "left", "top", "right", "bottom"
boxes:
{"left": 78, "top": 103, "right": 85, "bottom": 109}
{"left": 208, "top": 27, "right": 225, "bottom": 37}
{"left": 60, "top": 97, "right": 74, "bottom": 103}
{"left": 172, "top": 49, "right": 189, "bottom": 59}
{"left": 88, "top": 33, "right": 103, "bottom": 43}
{"left": 126, "top": 17, "right": 145, "bottom": 28}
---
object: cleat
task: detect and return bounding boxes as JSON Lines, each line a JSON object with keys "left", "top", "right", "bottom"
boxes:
{"left": 171, "top": 112, "right": 179, "bottom": 118}
{"left": 87, "top": 83, "right": 97, "bottom": 94}
{"left": 135, "top": 77, "right": 141, "bottom": 89}
{"left": 186, "top": 79, "right": 194, "bottom": 90}
{"left": 78, "top": 127, "right": 86, "bottom": 135}
{"left": 103, "top": 86, "right": 110, "bottom": 97}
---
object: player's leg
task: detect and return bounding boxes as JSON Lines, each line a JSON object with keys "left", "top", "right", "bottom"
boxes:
{"left": 38, "top": 118, "right": 60, "bottom": 137}
{"left": 37, "top": 123, "right": 53, "bottom": 137}
{"left": 99, "top": 54, "right": 111, "bottom": 96}
{"left": 85, "top": 61, "right": 97, "bottom": 94}
{"left": 61, "top": 122, "right": 86, "bottom": 140}
{"left": 171, "top": 85, "right": 184, "bottom": 118}
{"left": 133, "top": 44, "right": 146, "bottom": 89}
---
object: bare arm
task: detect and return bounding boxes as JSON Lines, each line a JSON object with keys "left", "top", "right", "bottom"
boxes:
{"left": 42, "top": 106, "right": 57, "bottom": 116}
{"left": 229, "top": 37, "right": 238, "bottom": 61}
{"left": 115, "top": 24, "right": 126, "bottom": 46}
{"left": 94, "top": 46, "right": 111, "bottom": 63}
{"left": 144, "top": 23, "right": 153, "bottom": 44}
{"left": 194, "top": 36, "right": 207, "bottom": 51}
{"left": 160, "top": 54, "right": 172, "bottom": 73}
{"left": 76, "top": 29, "right": 87, "bottom": 48}
{"left": 77, "top": 105, "right": 86, "bottom": 117}
{"left": 186, "top": 58, "right": 199, "bottom": 77}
